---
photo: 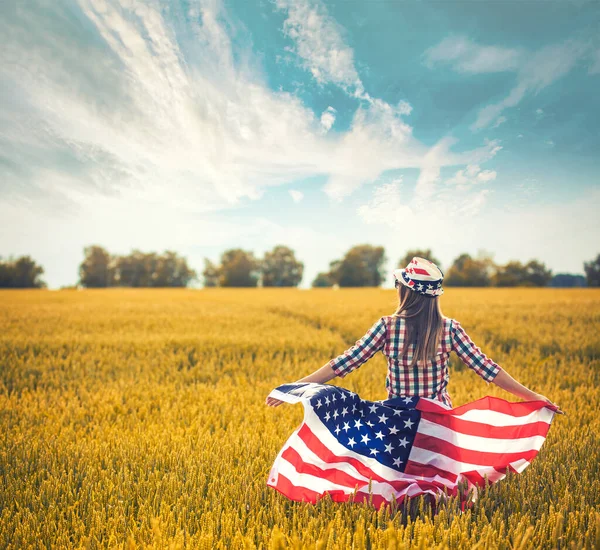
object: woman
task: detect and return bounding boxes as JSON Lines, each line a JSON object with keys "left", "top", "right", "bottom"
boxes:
{"left": 266, "top": 257, "right": 563, "bottom": 413}
{"left": 264, "top": 257, "right": 563, "bottom": 509}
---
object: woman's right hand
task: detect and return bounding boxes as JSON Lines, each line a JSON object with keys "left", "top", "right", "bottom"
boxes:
{"left": 531, "top": 393, "right": 565, "bottom": 415}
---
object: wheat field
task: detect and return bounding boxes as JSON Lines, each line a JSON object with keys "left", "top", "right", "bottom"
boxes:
{"left": 0, "top": 288, "right": 599, "bottom": 549}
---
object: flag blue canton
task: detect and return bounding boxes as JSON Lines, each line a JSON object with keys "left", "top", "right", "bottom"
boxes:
{"left": 292, "top": 385, "right": 422, "bottom": 472}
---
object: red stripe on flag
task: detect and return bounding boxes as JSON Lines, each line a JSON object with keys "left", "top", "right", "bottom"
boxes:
{"left": 298, "top": 424, "right": 387, "bottom": 483}
{"left": 411, "top": 267, "right": 432, "bottom": 276}
{"left": 412, "top": 432, "right": 540, "bottom": 466}
{"left": 417, "top": 396, "right": 555, "bottom": 417}
{"left": 271, "top": 470, "right": 395, "bottom": 508}
{"left": 270, "top": 472, "right": 348, "bottom": 504}
{"left": 420, "top": 412, "right": 552, "bottom": 439}
{"left": 281, "top": 447, "right": 365, "bottom": 490}
{"left": 403, "top": 460, "right": 458, "bottom": 483}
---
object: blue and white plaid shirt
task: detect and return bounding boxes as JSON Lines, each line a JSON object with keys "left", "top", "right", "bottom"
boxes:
{"left": 326, "top": 316, "right": 502, "bottom": 408}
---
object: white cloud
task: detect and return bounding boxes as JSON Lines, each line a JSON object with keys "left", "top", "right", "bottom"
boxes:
{"left": 2, "top": 0, "right": 345, "bottom": 210}
{"left": 423, "top": 36, "right": 522, "bottom": 73}
{"left": 274, "top": 0, "right": 368, "bottom": 99}
{"left": 357, "top": 177, "right": 495, "bottom": 243}
{"left": 0, "top": 0, "right": 492, "bottom": 212}
{"left": 470, "top": 39, "right": 590, "bottom": 131}
{"left": 425, "top": 34, "right": 594, "bottom": 132}
{"left": 289, "top": 189, "right": 304, "bottom": 202}
{"left": 320, "top": 106, "right": 337, "bottom": 131}
{"left": 445, "top": 164, "right": 497, "bottom": 189}
{"left": 358, "top": 183, "right": 600, "bottom": 279}
{"left": 492, "top": 116, "right": 507, "bottom": 128}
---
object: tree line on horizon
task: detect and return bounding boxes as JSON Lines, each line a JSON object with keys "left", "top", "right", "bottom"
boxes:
{"left": 1, "top": 246, "right": 599, "bottom": 289}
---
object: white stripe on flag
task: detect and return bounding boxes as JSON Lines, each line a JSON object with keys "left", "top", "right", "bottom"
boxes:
{"left": 408, "top": 445, "right": 525, "bottom": 478}
{"left": 417, "top": 417, "right": 548, "bottom": 453}
{"left": 453, "top": 407, "right": 554, "bottom": 426}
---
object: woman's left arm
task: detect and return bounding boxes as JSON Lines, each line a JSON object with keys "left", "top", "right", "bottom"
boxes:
{"left": 266, "top": 317, "right": 386, "bottom": 407}
{"left": 265, "top": 364, "right": 337, "bottom": 407}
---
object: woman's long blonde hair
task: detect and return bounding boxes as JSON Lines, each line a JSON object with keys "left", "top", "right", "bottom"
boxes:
{"left": 392, "top": 282, "right": 444, "bottom": 367}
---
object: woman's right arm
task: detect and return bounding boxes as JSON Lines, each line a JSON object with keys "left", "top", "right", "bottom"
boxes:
{"left": 451, "top": 320, "right": 564, "bottom": 414}
{"left": 490, "top": 370, "right": 564, "bottom": 414}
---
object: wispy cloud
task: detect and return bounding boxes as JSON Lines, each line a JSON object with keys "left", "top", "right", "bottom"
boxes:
{"left": 274, "top": 0, "right": 368, "bottom": 99}
{"left": 358, "top": 180, "right": 600, "bottom": 277}
{"left": 0, "top": 0, "right": 500, "bottom": 212}
{"left": 320, "top": 106, "right": 337, "bottom": 131}
{"left": 445, "top": 165, "right": 497, "bottom": 190}
{"left": 289, "top": 189, "right": 304, "bottom": 202}
{"left": 423, "top": 35, "right": 594, "bottom": 132}
{"left": 423, "top": 36, "right": 522, "bottom": 73}
{"left": 470, "top": 39, "right": 591, "bottom": 131}
{"left": 1, "top": 0, "right": 336, "bottom": 211}
{"left": 358, "top": 176, "right": 494, "bottom": 239}
{"left": 491, "top": 116, "right": 507, "bottom": 129}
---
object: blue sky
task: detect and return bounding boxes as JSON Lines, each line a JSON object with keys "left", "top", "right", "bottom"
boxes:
{"left": 1, "top": 0, "right": 599, "bottom": 288}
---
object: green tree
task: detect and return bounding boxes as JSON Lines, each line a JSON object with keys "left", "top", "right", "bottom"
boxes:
{"left": 397, "top": 249, "right": 442, "bottom": 270}
{"left": 261, "top": 245, "right": 304, "bottom": 287}
{"left": 219, "top": 249, "right": 260, "bottom": 287}
{"left": 329, "top": 245, "right": 386, "bottom": 287}
{"left": 492, "top": 260, "right": 525, "bottom": 287}
{"left": 79, "top": 246, "right": 114, "bottom": 288}
{"left": 523, "top": 260, "right": 552, "bottom": 287}
{"left": 312, "top": 272, "right": 333, "bottom": 288}
{"left": 0, "top": 255, "right": 46, "bottom": 288}
{"left": 113, "top": 250, "right": 155, "bottom": 287}
{"left": 492, "top": 259, "right": 551, "bottom": 287}
{"left": 584, "top": 253, "right": 600, "bottom": 287}
{"left": 445, "top": 253, "right": 495, "bottom": 287}
{"left": 80, "top": 247, "right": 196, "bottom": 288}
{"left": 152, "top": 251, "right": 197, "bottom": 287}
{"left": 202, "top": 259, "right": 221, "bottom": 287}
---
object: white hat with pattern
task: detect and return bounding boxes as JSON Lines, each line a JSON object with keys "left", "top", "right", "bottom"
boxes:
{"left": 392, "top": 256, "right": 444, "bottom": 297}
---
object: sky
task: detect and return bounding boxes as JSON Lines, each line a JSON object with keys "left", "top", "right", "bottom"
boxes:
{"left": 1, "top": 0, "right": 599, "bottom": 289}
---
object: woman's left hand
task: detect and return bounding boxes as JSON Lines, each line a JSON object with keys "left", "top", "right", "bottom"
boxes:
{"left": 265, "top": 396, "right": 285, "bottom": 407}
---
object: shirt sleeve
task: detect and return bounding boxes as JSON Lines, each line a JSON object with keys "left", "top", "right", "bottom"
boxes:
{"left": 450, "top": 320, "right": 502, "bottom": 383}
{"left": 327, "top": 317, "right": 387, "bottom": 378}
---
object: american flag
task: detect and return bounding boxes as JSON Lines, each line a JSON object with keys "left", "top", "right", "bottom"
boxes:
{"left": 266, "top": 383, "right": 558, "bottom": 510}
